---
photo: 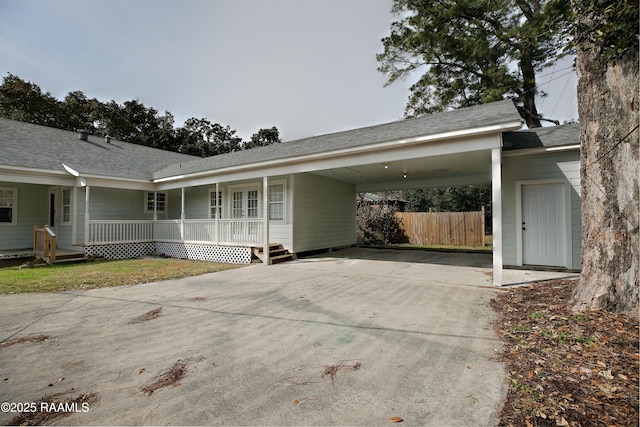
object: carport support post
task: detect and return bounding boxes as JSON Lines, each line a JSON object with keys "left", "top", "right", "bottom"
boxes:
{"left": 491, "top": 147, "right": 503, "bottom": 286}
{"left": 263, "top": 176, "right": 270, "bottom": 265}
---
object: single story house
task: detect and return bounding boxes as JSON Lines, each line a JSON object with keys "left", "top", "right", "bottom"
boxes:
{"left": 0, "top": 100, "right": 581, "bottom": 284}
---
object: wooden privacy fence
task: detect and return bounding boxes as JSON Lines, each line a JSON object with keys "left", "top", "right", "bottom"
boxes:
{"left": 395, "top": 208, "right": 485, "bottom": 247}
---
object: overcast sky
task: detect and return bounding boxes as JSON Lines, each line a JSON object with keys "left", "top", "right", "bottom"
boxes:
{"left": 0, "top": 0, "right": 577, "bottom": 142}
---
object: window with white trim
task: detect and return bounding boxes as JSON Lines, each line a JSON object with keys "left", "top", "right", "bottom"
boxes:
{"left": 62, "top": 188, "right": 72, "bottom": 224}
{"left": 0, "top": 187, "right": 17, "bottom": 225}
{"left": 268, "top": 182, "right": 285, "bottom": 221}
{"left": 145, "top": 191, "right": 167, "bottom": 213}
{"left": 209, "top": 190, "right": 222, "bottom": 218}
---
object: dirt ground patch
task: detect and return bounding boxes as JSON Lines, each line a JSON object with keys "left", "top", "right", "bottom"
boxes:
{"left": 491, "top": 279, "right": 639, "bottom": 426}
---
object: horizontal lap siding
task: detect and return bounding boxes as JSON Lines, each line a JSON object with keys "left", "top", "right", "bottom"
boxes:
{"left": 502, "top": 152, "right": 582, "bottom": 269}
{"left": 0, "top": 182, "right": 47, "bottom": 250}
{"left": 90, "top": 188, "right": 152, "bottom": 220}
{"left": 293, "top": 173, "right": 355, "bottom": 252}
{"left": 182, "top": 186, "right": 209, "bottom": 219}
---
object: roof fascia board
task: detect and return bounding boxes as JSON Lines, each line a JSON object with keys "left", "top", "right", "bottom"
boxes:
{"left": 502, "top": 144, "right": 581, "bottom": 158}
{"left": 0, "top": 166, "right": 75, "bottom": 186}
{"left": 155, "top": 124, "right": 516, "bottom": 189}
{"left": 83, "top": 176, "right": 155, "bottom": 191}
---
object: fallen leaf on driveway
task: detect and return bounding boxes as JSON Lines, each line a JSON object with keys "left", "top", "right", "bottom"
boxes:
{"left": 389, "top": 416, "right": 403, "bottom": 423}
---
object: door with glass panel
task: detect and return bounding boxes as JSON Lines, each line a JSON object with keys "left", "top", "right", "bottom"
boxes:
{"left": 231, "top": 187, "right": 260, "bottom": 243}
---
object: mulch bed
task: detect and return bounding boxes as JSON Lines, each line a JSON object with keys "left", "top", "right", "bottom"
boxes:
{"left": 491, "top": 279, "right": 638, "bottom": 427}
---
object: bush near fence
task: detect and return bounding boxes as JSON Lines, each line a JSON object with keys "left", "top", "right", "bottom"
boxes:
{"left": 395, "top": 208, "right": 485, "bottom": 247}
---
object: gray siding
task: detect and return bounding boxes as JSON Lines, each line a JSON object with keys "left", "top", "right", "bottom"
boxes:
{"left": 89, "top": 188, "right": 153, "bottom": 220}
{"left": 0, "top": 182, "right": 47, "bottom": 250}
{"left": 502, "top": 151, "right": 582, "bottom": 270}
{"left": 292, "top": 173, "right": 356, "bottom": 253}
{"left": 183, "top": 186, "right": 210, "bottom": 219}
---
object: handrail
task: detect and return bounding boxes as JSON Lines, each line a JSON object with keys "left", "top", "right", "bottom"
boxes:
{"left": 87, "top": 218, "right": 263, "bottom": 246}
{"left": 33, "top": 224, "right": 57, "bottom": 264}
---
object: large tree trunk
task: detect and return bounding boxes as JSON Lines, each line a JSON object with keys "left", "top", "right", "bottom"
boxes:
{"left": 572, "top": 46, "right": 639, "bottom": 316}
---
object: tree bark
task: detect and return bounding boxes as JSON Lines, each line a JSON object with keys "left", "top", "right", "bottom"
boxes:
{"left": 572, "top": 46, "right": 639, "bottom": 317}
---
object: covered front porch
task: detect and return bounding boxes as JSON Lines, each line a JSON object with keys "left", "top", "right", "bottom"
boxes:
{"left": 80, "top": 176, "right": 292, "bottom": 264}
{"left": 84, "top": 218, "right": 266, "bottom": 264}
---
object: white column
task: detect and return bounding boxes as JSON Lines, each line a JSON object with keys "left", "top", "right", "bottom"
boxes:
{"left": 71, "top": 186, "right": 78, "bottom": 246}
{"left": 215, "top": 182, "right": 220, "bottom": 245}
{"left": 180, "top": 187, "right": 185, "bottom": 241}
{"left": 491, "top": 147, "right": 503, "bottom": 286}
{"left": 263, "top": 176, "right": 270, "bottom": 265}
{"left": 153, "top": 191, "right": 158, "bottom": 221}
{"left": 84, "top": 184, "right": 90, "bottom": 245}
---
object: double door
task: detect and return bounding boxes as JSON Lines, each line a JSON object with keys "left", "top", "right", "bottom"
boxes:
{"left": 231, "top": 187, "right": 259, "bottom": 219}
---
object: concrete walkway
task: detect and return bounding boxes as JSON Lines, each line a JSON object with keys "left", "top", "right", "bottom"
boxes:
{"left": 0, "top": 248, "right": 576, "bottom": 426}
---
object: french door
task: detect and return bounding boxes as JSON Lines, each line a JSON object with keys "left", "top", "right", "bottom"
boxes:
{"left": 231, "top": 187, "right": 259, "bottom": 219}
{"left": 230, "top": 186, "right": 260, "bottom": 243}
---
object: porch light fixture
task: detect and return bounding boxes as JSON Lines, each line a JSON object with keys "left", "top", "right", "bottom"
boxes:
{"left": 382, "top": 163, "right": 389, "bottom": 169}
{"left": 403, "top": 173, "right": 407, "bottom": 178}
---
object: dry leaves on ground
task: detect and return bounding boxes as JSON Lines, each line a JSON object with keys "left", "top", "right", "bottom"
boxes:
{"left": 491, "top": 279, "right": 638, "bottom": 427}
{"left": 141, "top": 361, "right": 186, "bottom": 395}
{"left": 0, "top": 334, "right": 50, "bottom": 349}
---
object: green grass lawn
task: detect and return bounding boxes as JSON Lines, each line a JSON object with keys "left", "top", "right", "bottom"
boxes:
{"left": 0, "top": 258, "right": 243, "bottom": 294}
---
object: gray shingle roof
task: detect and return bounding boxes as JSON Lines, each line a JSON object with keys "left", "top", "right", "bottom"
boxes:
{"left": 154, "top": 99, "right": 522, "bottom": 179}
{"left": 502, "top": 122, "right": 580, "bottom": 151}
{"left": 0, "top": 118, "right": 198, "bottom": 180}
{"left": 1, "top": 100, "right": 525, "bottom": 182}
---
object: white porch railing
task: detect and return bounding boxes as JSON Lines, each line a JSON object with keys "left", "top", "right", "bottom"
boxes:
{"left": 88, "top": 219, "right": 263, "bottom": 246}
{"left": 88, "top": 220, "right": 155, "bottom": 244}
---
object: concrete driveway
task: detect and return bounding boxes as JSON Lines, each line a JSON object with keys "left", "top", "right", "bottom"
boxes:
{"left": 0, "top": 248, "right": 574, "bottom": 426}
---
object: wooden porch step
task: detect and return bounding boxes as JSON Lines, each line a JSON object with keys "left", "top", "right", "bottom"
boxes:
{"left": 33, "top": 249, "right": 88, "bottom": 266}
{"left": 252, "top": 243, "right": 296, "bottom": 265}
{"left": 52, "top": 256, "right": 89, "bottom": 265}
{"left": 55, "top": 251, "right": 87, "bottom": 261}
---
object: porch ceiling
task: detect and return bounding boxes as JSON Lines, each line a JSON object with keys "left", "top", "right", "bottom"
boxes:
{"left": 312, "top": 148, "right": 492, "bottom": 191}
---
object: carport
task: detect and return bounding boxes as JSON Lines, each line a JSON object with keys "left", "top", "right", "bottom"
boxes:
{"left": 294, "top": 102, "right": 522, "bottom": 286}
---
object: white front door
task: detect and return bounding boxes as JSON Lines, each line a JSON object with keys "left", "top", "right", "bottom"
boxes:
{"left": 522, "top": 183, "right": 566, "bottom": 266}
